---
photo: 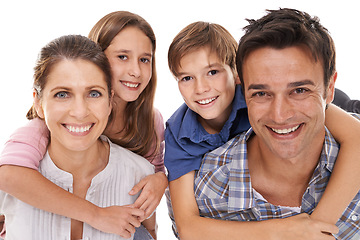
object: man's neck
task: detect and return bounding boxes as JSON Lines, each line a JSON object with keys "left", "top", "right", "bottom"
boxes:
{"left": 247, "top": 134, "right": 323, "bottom": 207}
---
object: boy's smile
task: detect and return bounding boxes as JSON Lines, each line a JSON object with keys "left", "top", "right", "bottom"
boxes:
{"left": 177, "top": 46, "right": 238, "bottom": 133}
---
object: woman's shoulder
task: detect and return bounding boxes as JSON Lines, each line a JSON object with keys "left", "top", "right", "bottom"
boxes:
{"left": 105, "top": 136, "right": 155, "bottom": 174}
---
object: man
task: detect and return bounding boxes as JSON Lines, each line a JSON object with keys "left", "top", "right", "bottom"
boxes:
{"left": 193, "top": 8, "right": 360, "bottom": 239}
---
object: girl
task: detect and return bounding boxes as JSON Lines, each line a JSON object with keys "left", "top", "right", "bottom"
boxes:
{"left": 0, "top": 34, "right": 155, "bottom": 240}
{"left": 0, "top": 11, "right": 166, "bottom": 238}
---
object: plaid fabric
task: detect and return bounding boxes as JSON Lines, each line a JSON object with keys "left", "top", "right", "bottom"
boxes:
{"left": 195, "top": 123, "right": 360, "bottom": 239}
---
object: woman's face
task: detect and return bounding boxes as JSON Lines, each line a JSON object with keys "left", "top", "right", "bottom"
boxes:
{"left": 104, "top": 26, "right": 153, "bottom": 105}
{"left": 35, "top": 59, "right": 112, "bottom": 152}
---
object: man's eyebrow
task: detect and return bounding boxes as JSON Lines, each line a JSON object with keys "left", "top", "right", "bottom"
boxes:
{"left": 248, "top": 84, "right": 269, "bottom": 91}
{"left": 288, "top": 80, "right": 315, "bottom": 88}
{"left": 248, "top": 80, "right": 316, "bottom": 91}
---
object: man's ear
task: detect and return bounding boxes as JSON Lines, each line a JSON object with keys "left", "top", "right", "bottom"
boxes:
{"left": 326, "top": 72, "right": 337, "bottom": 104}
{"left": 33, "top": 90, "right": 44, "bottom": 119}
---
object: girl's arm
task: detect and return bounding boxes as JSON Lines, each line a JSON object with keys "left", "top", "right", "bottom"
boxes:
{"left": 311, "top": 104, "right": 360, "bottom": 223}
{"left": 0, "top": 165, "right": 144, "bottom": 238}
{"left": 129, "top": 108, "right": 168, "bottom": 219}
{"left": 0, "top": 119, "right": 144, "bottom": 237}
{"left": 142, "top": 213, "right": 157, "bottom": 239}
{"left": 169, "top": 171, "right": 338, "bottom": 240}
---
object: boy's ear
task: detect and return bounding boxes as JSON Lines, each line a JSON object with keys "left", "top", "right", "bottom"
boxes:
{"left": 33, "top": 90, "right": 45, "bottom": 119}
{"left": 235, "top": 74, "right": 241, "bottom": 85}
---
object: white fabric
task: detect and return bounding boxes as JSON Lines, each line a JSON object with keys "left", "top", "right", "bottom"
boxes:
{"left": 0, "top": 136, "right": 154, "bottom": 240}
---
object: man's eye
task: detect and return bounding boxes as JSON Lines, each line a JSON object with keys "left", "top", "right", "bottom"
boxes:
{"left": 55, "top": 91, "right": 68, "bottom": 98}
{"left": 293, "top": 88, "right": 308, "bottom": 94}
{"left": 252, "top": 91, "right": 266, "bottom": 97}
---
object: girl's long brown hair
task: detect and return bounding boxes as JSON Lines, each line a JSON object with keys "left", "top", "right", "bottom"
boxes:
{"left": 89, "top": 11, "right": 159, "bottom": 160}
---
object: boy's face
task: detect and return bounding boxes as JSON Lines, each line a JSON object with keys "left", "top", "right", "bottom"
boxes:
{"left": 176, "top": 47, "right": 239, "bottom": 133}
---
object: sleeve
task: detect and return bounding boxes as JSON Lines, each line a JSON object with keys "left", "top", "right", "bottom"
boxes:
{"left": 0, "top": 118, "right": 49, "bottom": 170}
{"left": 151, "top": 108, "right": 165, "bottom": 173}
{"left": 164, "top": 126, "right": 202, "bottom": 182}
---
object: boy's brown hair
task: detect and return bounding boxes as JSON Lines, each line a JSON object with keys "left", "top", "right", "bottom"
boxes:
{"left": 168, "top": 21, "right": 238, "bottom": 77}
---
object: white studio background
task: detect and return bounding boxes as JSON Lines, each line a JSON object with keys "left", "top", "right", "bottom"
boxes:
{"left": 0, "top": 0, "right": 359, "bottom": 239}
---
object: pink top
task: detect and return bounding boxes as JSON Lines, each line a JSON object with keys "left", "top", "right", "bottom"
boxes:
{"left": 0, "top": 108, "right": 165, "bottom": 173}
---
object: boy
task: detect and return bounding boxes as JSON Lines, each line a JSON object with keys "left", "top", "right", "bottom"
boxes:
{"left": 165, "top": 20, "right": 360, "bottom": 239}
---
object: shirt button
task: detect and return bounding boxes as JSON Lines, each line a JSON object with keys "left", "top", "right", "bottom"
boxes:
{"left": 351, "top": 214, "right": 358, "bottom": 221}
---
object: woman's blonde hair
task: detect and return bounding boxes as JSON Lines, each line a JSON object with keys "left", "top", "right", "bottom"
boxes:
{"left": 89, "top": 11, "right": 159, "bottom": 159}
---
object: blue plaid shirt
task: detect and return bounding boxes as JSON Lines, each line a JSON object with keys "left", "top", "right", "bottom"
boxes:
{"left": 194, "top": 126, "right": 360, "bottom": 239}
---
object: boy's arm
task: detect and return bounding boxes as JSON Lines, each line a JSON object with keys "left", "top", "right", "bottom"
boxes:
{"left": 311, "top": 104, "right": 360, "bottom": 223}
{"left": 169, "top": 171, "right": 337, "bottom": 240}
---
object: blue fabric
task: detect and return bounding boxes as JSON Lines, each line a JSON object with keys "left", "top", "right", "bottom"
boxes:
{"left": 164, "top": 85, "right": 250, "bottom": 181}
{"left": 133, "top": 224, "right": 154, "bottom": 240}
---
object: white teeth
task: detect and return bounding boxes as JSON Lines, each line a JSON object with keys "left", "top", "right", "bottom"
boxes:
{"left": 197, "top": 97, "right": 217, "bottom": 105}
{"left": 122, "top": 82, "right": 139, "bottom": 88}
{"left": 66, "top": 124, "right": 92, "bottom": 133}
{"left": 271, "top": 125, "right": 300, "bottom": 134}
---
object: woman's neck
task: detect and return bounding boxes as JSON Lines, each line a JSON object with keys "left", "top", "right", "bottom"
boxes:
{"left": 47, "top": 138, "right": 109, "bottom": 181}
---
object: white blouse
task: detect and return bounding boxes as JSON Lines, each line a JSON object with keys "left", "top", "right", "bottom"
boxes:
{"left": 0, "top": 136, "right": 155, "bottom": 240}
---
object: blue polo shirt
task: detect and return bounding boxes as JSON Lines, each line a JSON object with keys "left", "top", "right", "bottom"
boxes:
{"left": 164, "top": 85, "right": 250, "bottom": 181}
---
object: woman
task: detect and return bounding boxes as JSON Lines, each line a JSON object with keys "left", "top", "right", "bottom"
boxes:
{"left": 0, "top": 11, "right": 166, "bottom": 238}
{"left": 0, "top": 34, "right": 155, "bottom": 240}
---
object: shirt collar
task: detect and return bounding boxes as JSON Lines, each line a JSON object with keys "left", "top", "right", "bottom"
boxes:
{"left": 227, "top": 127, "right": 340, "bottom": 213}
{"left": 179, "top": 85, "right": 247, "bottom": 143}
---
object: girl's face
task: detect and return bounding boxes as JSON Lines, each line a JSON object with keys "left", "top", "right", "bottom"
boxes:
{"left": 35, "top": 59, "right": 112, "bottom": 152}
{"left": 104, "top": 26, "right": 153, "bottom": 105}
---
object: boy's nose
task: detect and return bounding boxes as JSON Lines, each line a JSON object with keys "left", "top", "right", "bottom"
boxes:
{"left": 195, "top": 77, "right": 210, "bottom": 94}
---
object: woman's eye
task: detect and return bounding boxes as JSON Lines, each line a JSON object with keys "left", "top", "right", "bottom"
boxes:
{"left": 208, "top": 70, "right": 218, "bottom": 76}
{"left": 89, "top": 90, "right": 101, "bottom": 98}
{"left": 55, "top": 91, "right": 68, "bottom": 98}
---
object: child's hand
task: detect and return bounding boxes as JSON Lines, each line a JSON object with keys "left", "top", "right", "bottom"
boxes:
{"left": 273, "top": 213, "right": 338, "bottom": 240}
{"left": 129, "top": 172, "right": 168, "bottom": 220}
{"left": 90, "top": 205, "right": 145, "bottom": 238}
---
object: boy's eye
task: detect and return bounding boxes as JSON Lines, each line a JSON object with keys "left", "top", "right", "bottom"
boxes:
{"left": 208, "top": 70, "right": 218, "bottom": 76}
{"left": 55, "top": 91, "right": 68, "bottom": 98}
{"left": 180, "top": 76, "right": 193, "bottom": 82}
{"left": 89, "top": 90, "right": 102, "bottom": 98}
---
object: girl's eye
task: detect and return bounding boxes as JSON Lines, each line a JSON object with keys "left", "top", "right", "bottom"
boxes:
{"left": 140, "top": 58, "right": 150, "bottom": 63}
{"left": 118, "top": 55, "right": 128, "bottom": 60}
{"left": 89, "top": 90, "right": 102, "bottom": 98}
{"left": 180, "top": 76, "right": 193, "bottom": 82}
{"left": 208, "top": 70, "right": 218, "bottom": 76}
{"left": 55, "top": 91, "right": 68, "bottom": 98}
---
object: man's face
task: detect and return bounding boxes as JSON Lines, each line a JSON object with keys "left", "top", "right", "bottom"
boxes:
{"left": 242, "top": 45, "right": 335, "bottom": 160}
